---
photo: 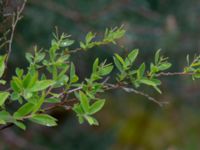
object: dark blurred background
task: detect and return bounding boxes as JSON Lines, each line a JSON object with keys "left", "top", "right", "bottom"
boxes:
{"left": 1, "top": 0, "right": 200, "bottom": 149}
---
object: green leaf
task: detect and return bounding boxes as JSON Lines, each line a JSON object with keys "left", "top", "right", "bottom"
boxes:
{"left": 92, "top": 58, "right": 99, "bottom": 73}
{"left": 14, "top": 121, "right": 26, "bottom": 130}
{"left": 85, "top": 32, "right": 96, "bottom": 44}
{"left": 35, "top": 52, "right": 45, "bottom": 63}
{"left": 45, "top": 98, "right": 60, "bottom": 103}
{"left": 78, "top": 115, "right": 84, "bottom": 124}
{"left": 153, "top": 86, "right": 162, "bottom": 94}
{"left": 70, "top": 63, "right": 78, "bottom": 83}
{"left": 80, "top": 42, "right": 86, "bottom": 50}
{"left": 23, "top": 73, "right": 32, "bottom": 88}
{"left": 125, "top": 49, "right": 139, "bottom": 66}
{"left": 25, "top": 52, "right": 33, "bottom": 63}
{"left": 32, "top": 92, "right": 45, "bottom": 113}
{"left": 158, "top": 63, "right": 172, "bottom": 71}
{"left": 100, "top": 64, "right": 113, "bottom": 76}
{"left": 137, "top": 63, "right": 145, "bottom": 79}
{"left": 155, "top": 49, "right": 161, "bottom": 64}
{"left": 84, "top": 115, "right": 99, "bottom": 125}
{"left": 186, "top": 54, "right": 190, "bottom": 65}
{"left": 29, "top": 114, "right": 57, "bottom": 127}
{"left": 73, "top": 104, "right": 84, "bottom": 114}
{"left": 113, "top": 57, "right": 123, "bottom": 72}
{"left": 23, "top": 90, "right": 33, "bottom": 99}
{"left": 11, "top": 77, "right": 23, "bottom": 93}
{"left": 27, "top": 71, "right": 38, "bottom": 88}
{"left": 150, "top": 63, "right": 159, "bottom": 74}
{"left": 60, "top": 39, "right": 74, "bottom": 47}
{"left": 114, "top": 54, "right": 125, "bottom": 67}
{"left": 0, "top": 55, "right": 6, "bottom": 78}
{"left": 0, "top": 119, "right": 6, "bottom": 125}
{"left": 0, "top": 80, "right": 6, "bottom": 85}
{"left": 13, "top": 102, "right": 35, "bottom": 119}
{"left": 0, "top": 110, "right": 11, "bottom": 121}
{"left": 0, "top": 92, "right": 9, "bottom": 106}
{"left": 79, "top": 91, "right": 90, "bottom": 113}
{"left": 89, "top": 99, "right": 105, "bottom": 115}
{"left": 30, "top": 80, "right": 55, "bottom": 92}
{"left": 140, "top": 78, "right": 157, "bottom": 87}
{"left": 11, "top": 92, "right": 20, "bottom": 101}
{"left": 151, "top": 78, "right": 161, "bottom": 86}
{"left": 16, "top": 68, "right": 24, "bottom": 77}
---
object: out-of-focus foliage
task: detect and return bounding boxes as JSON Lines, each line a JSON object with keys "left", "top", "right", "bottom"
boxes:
{"left": 1, "top": 0, "right": 200, "bottom": 150}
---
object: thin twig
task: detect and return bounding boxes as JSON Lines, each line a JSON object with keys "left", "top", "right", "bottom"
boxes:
{"left": 104, "top": 83, "right": 167, "bottom": 107}
{"left": 68, "top": 48, "right": 82, "bottom": 53}
{"left": 121, "top": 87, "right": 168, "bottom": 107}
{"left": 5, "top": 0, "right": 27, "bottom": 67}
{"left": 155, "top": 72, "right": 195, "bottom": 77}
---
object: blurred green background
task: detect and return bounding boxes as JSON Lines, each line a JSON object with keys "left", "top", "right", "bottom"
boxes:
{"left": 1, "top": 0, "right": 200, "bottom": 149}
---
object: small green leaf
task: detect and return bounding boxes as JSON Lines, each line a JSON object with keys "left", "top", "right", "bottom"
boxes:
{"left": 155, "top": 49, "right": 161, "bottom": 64}
{"left": 100, "top": 64, "right": 113, "bottom": 76}
{"left": 158, "top": 63, "right": 172, "bottom": 71}
{"left": 125, "top": 49, "right": 139, "bottom": 66}
{"left": 0, "top": 92, "right": 9, "bottom": 106}
{"left": 150, "top": 63, "right": 159, "bottom": 74}
{"left": 89, "top": 99, "right": 105, "bottom": 115}
{"left": 73, "top": 104, "right": 84, "bottom": 114}
{"left": 0, "top": 55, "right": 6, "bottom": 78}
{"left": 29, "top": 114, "right": 57, "bottom": 127}
{"left": 13, "top": 102, "right": 35, "bottom": 119}
{"left": 11, "top": 92, "right": 20, "bottom": 101}
{"left": 85, "top": 32, "right": 96, "bottom": 44}
{"left": 79, "top": 91, "right": 90, "bottom": 113}
{"left": 113, "top": 57, "right": 123, "bottom": 72}
{"left": 16, "top": 68, "right": 24, "bottom": 77}
{"left": 84, "top": 115, "right": 99, "bottom": 125}
{"left": 32, "top": 92, "right": 45, "bottom": 113}
{"left": 14, "top": 121, "right": 26, "bottom": 130}
{"left": 0, "top": 110, "right": 11, "bottom": 121}
{"left": 92, "top": 58, "right": 99, "bottom": 73}
{"left": 80, "top": 42, "right": 86, "bottom": 50}
{"left": 60, "top": 39, "right": 74, "bottom": 47}
{"left": 78, "top": 115, "right": 84, "bottom": 124}
{"left": 25, "top": 52, "right": 33, "bottom": 63}
{"left": 140, "top": 78, "right": 157, "bottom": 87}
{"left": 186, "top": 54, "right": 190, "bottom": 65}
{"left": 0, "top": 80, "right": 6, "bottom": 85}
{"left": 26, "top": 71, "right": 38, "bottom": 88}
{"left": 45, "top": 98, "right": 60, "bottom": 103}
{"left": 70, "top": 63, "right": 79, "bottom": 83}
{"left": 30, "top": 80, "right": 55, "bottom": 92}
{"left": 137, "top": 63, "right": 145, "bottom": 79}
{"left": 114, "top": 54, "right": 125, "bottom": 67}
{"left": 35, "top": 52, "right": 45, "bottom": 63}
{"left": 153, "top": 86, "right": 162, "bottom": 94}
{"left": 0, "top": 119, "right": 6, "bottom": 125}
{"left": 11, "top": 77, "right": 23, "bottom": 93}
{"left": 23, "top": 73, "right": 32, "bottom": 88}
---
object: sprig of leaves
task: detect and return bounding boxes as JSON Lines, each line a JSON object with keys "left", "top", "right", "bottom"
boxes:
{"left": 1, "top": 26, "right": 200, "bottom": 131}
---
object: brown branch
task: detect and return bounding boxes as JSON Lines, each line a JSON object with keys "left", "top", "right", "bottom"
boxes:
{"left": 155, "top": 71, "right": 195, "bottom": 77}
{"left": 104, "top": 83, "right": 167, "bottom": 107}
{"left": 5, "top": 0, "right": 27, "bottom": 67}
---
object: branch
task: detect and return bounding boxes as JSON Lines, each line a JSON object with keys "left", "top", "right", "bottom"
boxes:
{"left": 5, "top": 0, "right": 27, "bottom": 67}
{"left": 155, "top": 71, "right": 195, "bottom": 77}
{"left": 104, "top": 83, "right": 167, "bottom": 107}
